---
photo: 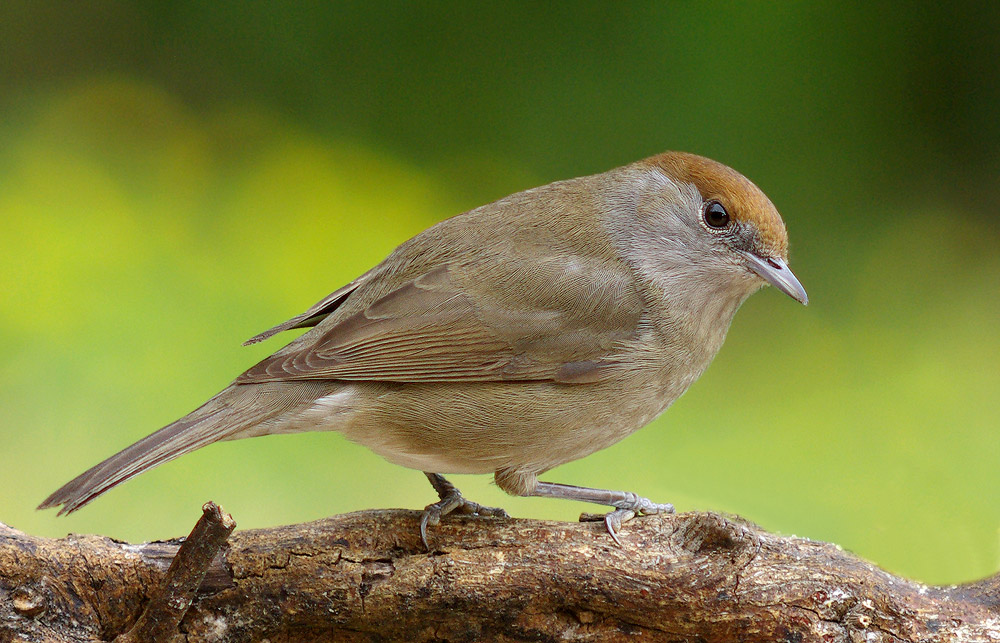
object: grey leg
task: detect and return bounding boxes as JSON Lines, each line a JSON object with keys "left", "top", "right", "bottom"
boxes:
{"left": 531, "top": 481, "right": 675, "bottom": 546}
{"left": 419, "top": 473, "right": 509, "bottom": 548}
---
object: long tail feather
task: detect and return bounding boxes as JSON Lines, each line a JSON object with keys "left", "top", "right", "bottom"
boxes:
{"left": 38, "top": 382, "right": 332, "bottom": 515}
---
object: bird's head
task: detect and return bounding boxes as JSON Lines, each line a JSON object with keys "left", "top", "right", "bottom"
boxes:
{"left": 608, "top": 151, "right": 807, "bottom": 308}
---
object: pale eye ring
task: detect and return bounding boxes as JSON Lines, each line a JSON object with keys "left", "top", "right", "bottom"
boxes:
{"left": 703, "top": 200, "right": 731, "bottom": 229}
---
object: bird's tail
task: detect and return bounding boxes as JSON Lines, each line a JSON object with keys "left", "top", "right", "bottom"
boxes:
{"left": 38, "top": 382, "right": 331, "bottom": 515}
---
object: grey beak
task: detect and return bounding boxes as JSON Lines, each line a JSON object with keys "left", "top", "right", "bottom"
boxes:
{"left": 742, "top": 253, "right": 808, "bottom": 305}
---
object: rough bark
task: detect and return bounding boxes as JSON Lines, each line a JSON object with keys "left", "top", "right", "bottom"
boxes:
{"left": 1, "top": 507, "right": 998, "bottom": 642}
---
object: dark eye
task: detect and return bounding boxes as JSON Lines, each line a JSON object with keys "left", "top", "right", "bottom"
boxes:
{"left": 703, "top": 201, "right": 730, "bottom": 229}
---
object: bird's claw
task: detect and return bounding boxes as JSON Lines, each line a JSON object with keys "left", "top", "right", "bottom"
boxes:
{"left": 419, "top": 490, "right": 508, "bottom": 549}
{"left": 579, "top": 496, "right": 675, "bottom": 547}
{"left": 604, "top": 508, "right": 636, "bottom": 546}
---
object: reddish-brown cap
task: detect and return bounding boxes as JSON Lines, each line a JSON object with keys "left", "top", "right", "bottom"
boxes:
{"left": 642, "top": 152, "right": 789, "bottom": 259}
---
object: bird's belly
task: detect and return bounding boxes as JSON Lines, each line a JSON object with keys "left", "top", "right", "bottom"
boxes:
{"left": 335, "top": 379, "right": 677, "bottom": 475}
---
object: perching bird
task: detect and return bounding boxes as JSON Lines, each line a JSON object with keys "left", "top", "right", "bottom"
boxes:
{"left": 40, "top": 151, "right": 807, "bottom": 546}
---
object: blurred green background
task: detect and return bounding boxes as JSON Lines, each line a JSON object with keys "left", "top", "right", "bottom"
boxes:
{"left": 1, "top": 2, "right": 998, "bottom": 585}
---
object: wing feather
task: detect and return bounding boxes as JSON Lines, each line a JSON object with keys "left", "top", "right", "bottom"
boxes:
{"left": 242, "top": 267, "right": 377, "bottom": 345}
{"left": 237, "top": 258, "right": 642, "bottom": 385}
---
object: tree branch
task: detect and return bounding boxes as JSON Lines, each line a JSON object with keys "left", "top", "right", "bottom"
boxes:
{"left": 113, "top": 501, "right": 235, "bottom": 643}
{"left": 1, "top": 507, "right": 998, "bottom": 641}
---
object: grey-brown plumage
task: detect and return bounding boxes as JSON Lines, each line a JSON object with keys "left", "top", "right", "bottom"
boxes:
{"left": 40, "top": 152, "right": 806, "bottom": 544}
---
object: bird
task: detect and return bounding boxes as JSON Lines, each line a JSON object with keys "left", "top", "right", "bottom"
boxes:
{"left": 39, "top": 151, "right": 807, "bottom": 547}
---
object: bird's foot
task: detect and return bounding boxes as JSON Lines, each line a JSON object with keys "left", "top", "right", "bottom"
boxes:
{"left": 420, "top": 473, "right": 509, "bottom": 549}
{"left": 580, "top": 493, "right": 675, "bottom": 546}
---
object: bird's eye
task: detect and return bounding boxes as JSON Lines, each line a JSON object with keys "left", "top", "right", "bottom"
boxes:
{"left": 703, "top": 201, "right": 731, "bottom": 229}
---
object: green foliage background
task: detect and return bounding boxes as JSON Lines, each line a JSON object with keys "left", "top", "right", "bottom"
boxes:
{"left": 1, "top": 3, "right": 998, "bottom": 584}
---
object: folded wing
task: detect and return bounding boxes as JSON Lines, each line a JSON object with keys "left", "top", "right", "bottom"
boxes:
{"left": 237, "top": 258, "right": 642, "bottom": 385}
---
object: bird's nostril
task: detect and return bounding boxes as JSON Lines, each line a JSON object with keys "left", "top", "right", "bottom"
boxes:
{"left": 766, "top": 258, "right": 782, "bottom": 269}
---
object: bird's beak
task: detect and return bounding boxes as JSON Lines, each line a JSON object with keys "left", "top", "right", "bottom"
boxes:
{"left": 741, "top": 253, "right": 808, "bottom": 305}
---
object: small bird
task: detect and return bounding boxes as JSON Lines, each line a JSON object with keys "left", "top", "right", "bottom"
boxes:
{"left": 39, "top": 152, "right": 807, "bottom": 546}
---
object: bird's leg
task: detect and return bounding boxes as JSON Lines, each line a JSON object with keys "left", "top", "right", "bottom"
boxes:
{"left": 494, "top": 470, "right": 673, "bottom": 547}
{"left": 534, "top": 482, "right": 675, "bottom": 546}
{"left": 419, "top": 473, "right": 509, "bottom": 548}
